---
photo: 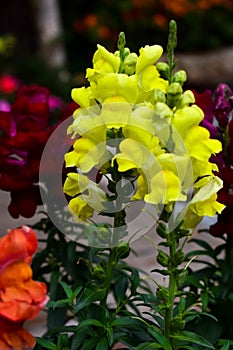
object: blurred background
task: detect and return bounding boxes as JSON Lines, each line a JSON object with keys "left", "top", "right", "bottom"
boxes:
{"left": 0, "top": 0, "right": 233, "bottom": 103}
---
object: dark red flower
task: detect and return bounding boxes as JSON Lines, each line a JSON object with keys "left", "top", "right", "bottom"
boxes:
{"left": 194, "top": 84, "right": 233, "bottom": 237}
{"left": 210, "top": 206, "right": 233, "bottom": 237}
{"left": 0, "top": 85, "right": 79, "bottom": 218}
{"left": 193, "top": 89, "right": 219, "bottom": 138}
{"left": 0, "top": 86, "right": 55, "bottom": 217}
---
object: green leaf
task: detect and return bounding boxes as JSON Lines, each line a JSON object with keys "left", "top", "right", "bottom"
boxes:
{"left": 59, "top": 281, "right": 73, "bottom": 299}
{"left": 173, "top": 330, "right": 215, "bottom": 349}
{"left": 217, "top": 339, "right": 233, "bottom": 346}
{"left": 112, "top": 317, "right": 144, "bottom": 331}
{"left": 96, "top": 337, "right": 108, "bottom": 350}
{"left": 188, "top": 239, "right": 214, "bottom": 254}
{"left": 73, "top": 288, "right": 106, "bottom": 313}
{"left": 47, "top": 306, "right": 67, "bottom": 330}
{"left": 132, "top": 344, "right": 161, "bottom": 349}
{"left": 57, "top": 334, "right": 69, "bottom": 349}
{"left": 48, "top": 299, "right": 69, "bottom": 309}
{"left": 200, "top": 291, "right": 209, "bottom": 310}
{"left": 130, "top": 268, "right": 140, "bottom": 295}
{"left": 72, "top": 286, "right": 83, "bottom": 300}
{"left": 219, "top": 342, "right": 230, "bottom": 350}
{"left": 77, "top": 319, "right": 104, "bottom": 329}
{"left": 36, "top": 338, "right": 57, "bottom": 350}
{"left": 114, "top": 274, "right": 128, "bottom": 303}
{"left": 148, "top": 328, "right": 173, "bottom": 350}
{"left": 106, "top": 327, "right": 114, "bottom": 346}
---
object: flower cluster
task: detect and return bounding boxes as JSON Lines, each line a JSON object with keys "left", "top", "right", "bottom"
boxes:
{"left": 64, "top": 32, "right": 224, "bottom": 232}
{"left": 194, "top": 83, "right": 233, "bottom": 236}
{"left": 0, "top": 226, "right": 48, "bottom": 350}
{"left": 0, "top": 85, "right": 77, "bottom": 218}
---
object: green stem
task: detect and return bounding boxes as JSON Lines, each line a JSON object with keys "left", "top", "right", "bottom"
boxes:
{"left": 101, "top": 209, "right": 127, "bottom": 306}
{"left": 165, "top": 231, "right": 177, "bottom": 347}
{"left": 101, "top": 247, "right": 118, "bottom": 307}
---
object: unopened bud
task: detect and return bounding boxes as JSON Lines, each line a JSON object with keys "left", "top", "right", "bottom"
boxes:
{"left": 124, "top": 52, "right": 138, "bottom": 75}
{"left": 171, "top": 316, "right": 185, "bottom": 332}
{"left": 167, "top": 82, "right": 183, "bottom": 108}
{"left": 156, "top": 62, "right": 169, "bottom": 79}
{"left": 157, "top": 250, "right": 170, "bottom": 267}
{"left": 117, "top": 242, "right": 130, "bottom": 259}
{"left": 177, "top": 90, "right": 195, "bottom": 108}
{"left": 173, "top": 70, "right": 187, "bottom": 84}
{"left": 154, "top": 102, "right": 173, "bottom": 119}
{"left": 153, "top": 89, "right": 166, "bottom": 103}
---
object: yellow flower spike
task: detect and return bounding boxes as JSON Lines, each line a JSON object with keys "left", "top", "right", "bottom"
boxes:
{"left": 69, "top": 197, "right": 94, "bottom": 223}
{"left": 189, "top": 175, "right": 225, "bottom": 217}
{"left": 63, "top": 173, "right": 89, "bottom": 197}
{"left": 145, "top": 170, "right": 186, "bottom": 205}
{"left": 172, "top": 105, "right": 204, "bottom": 138}
{"left": 184, "top": 126, "right": 222, "bottom": 163}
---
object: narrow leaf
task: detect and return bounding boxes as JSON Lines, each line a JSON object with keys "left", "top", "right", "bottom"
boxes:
{"left": 36, "top": 338, "right": 57, "bottom": 350}
{"left": 173, "top": 330, "right": 214, "bottom": 349}
{"left": 148, "top": 328, "right": 173, "bottom": 350}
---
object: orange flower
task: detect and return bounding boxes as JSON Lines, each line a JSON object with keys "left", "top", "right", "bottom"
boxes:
{"left": 0, "top": 226, "right": 38, "bottom": 272}
{"left": 0, "top": 319, "right": 35, "bottom": 350}
{"left": 0, "top": 226, "right": 48, "bottom": 349}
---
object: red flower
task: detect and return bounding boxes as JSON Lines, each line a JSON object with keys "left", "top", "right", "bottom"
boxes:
{"left": 0, "top": 85, "right": 78, "bottom": 218}
{"left": 0, "top": 226, "right": 48, "bottom": 349}
{"left": 194, "top": 85, "right": 233, "bottom": 237}
{"left": 0, "top": 74, "right": 20, "bottom": 94}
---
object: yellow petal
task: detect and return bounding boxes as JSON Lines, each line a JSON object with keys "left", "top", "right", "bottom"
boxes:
{"left": 189, "top": 175, "right": 225, "bottom": 216}
{"left": 69, "top": 197, "right": 94, "bottom": 222}
{"left": 136, "top": 45, "right": 163, "bottom": 74}
{"left": 132, "top": 175, "right": 148, "bottom": 200}
{"left": 93, "top": 44, "right": 120, "bottom": 73}
{"left": 63, "top": 173, "right": 89, "bottom": 197}
{"left": 185, "top": 126, "right": 222, "bottom": 162}
{"left": 172, "top": 105, "right": 204, "bottom": 138}
{"left": 145, "top": 170, "right": 186, "bottom": 204}
{"left": 99, "top": 97, "right": 131, "bottom": 129}
{"left": 71, "top": 87, "right": 92, "bottom": 108}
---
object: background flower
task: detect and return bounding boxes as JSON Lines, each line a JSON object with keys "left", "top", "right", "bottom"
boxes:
{"left": 0, "top": 84, "right": 78, "bottom": 218}
{"left": 0, "top": 226, "right": 48, "bottom": 350}
{"left": 194, "top": 83, "right": 233, "bottom": 237}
